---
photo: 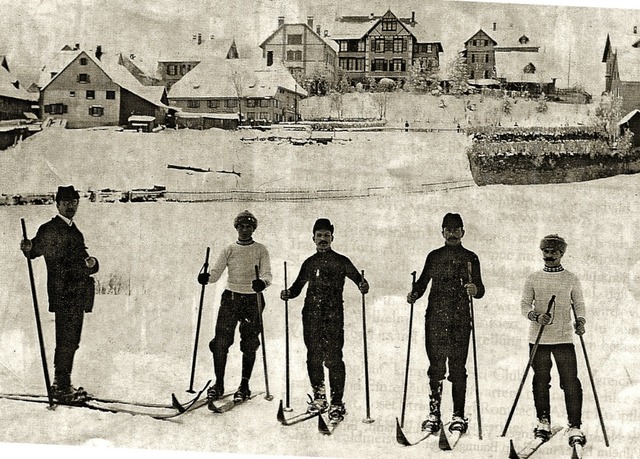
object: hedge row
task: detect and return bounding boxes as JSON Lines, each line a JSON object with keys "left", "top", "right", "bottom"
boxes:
{"left": 466, "top": 125, "right": 608, "bottom": 143}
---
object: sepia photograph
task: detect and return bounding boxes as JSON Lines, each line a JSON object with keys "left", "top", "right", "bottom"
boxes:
{"left": 0, "top": 0, "right": 639, "bottom": 458}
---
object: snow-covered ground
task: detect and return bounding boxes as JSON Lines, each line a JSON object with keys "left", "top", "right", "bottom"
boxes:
{"left": 1, "top": 127, "right": 639, "bottom": 459}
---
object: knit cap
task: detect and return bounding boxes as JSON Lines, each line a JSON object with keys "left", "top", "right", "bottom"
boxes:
{"left": 442, "top": 213, "right": 464, "bottom": 229}
{"left": 540, "top": 234, "right": 567, "bottom": 253}
{"left": 234, "top": 210, "right": 258, "bottom": 229}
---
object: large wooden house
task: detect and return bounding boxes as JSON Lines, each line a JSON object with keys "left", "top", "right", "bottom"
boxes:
{"left": 259, "top": 16, "right": 337, "bottom": 93}
{"left": 602, "top": 28, "right": 640, "bottom": 115}
{"left": 329, "top": 10, "right": 443, "bottom": 86}
{"left": 39, "top": 50, "right": 168, "bottom": 129}
{"left": 0, "top": 55, "right": 38, "bottom": 120}
{"left": 168, "top": 58, "right": 307, "bottom": 126}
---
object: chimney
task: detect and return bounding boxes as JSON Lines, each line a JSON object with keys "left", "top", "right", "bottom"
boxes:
{"left": 95, "top": 45, "right": 103, "bottom": 61}
{"left": 316, "top": 25, "right": 321, "bottom": 35}
{"left": 278, "top": 16, "right": 285, "bottom": 27}
{"left": 370, "top": 13, "right": 374, "bottom": 20}
{"left": 197, "top": 33, "right": 202, "bottom": 45}
{"left": 411, "top": 11, "right": 415, "bottom": 23}
{"left": 307, "top": 16, "right": 314, "bottom": 28}
{"left": 324, "top": 30, "right": 328, "bottom": 37}
{"left": 634, "top": 26, "right": 638, "bottom": 34}
{"left": 74, "top": 43, "right": 80, "bottom": 50}
{"left": 493, "top": 22, "right": 497, "bottom": 31}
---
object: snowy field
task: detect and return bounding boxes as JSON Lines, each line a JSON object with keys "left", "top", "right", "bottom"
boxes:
{"left": 1, "top": 127, "right": 639, "bottom": 459}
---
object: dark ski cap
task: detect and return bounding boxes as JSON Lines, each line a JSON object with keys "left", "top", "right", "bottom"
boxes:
{"left": 56, "top": 185, "right": 80, "bottom": 203}
{"left": 234, "top": 210, "right": 258, "bottom": 229}
{"left": 313, "top": 218, "right": 334, "bottom": 234}
{"left": 540, "top": 234, "right": 567, "bottom": 253}
{"left": 442, "top": 213, "right": 464, "bottom": 229}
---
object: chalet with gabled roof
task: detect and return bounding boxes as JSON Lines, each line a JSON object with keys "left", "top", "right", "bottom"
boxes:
{"left": 259, "top": 16, "right": 337, "bottom": 93}
{"left": 40, "top": 49, "right": 168, "bottom": 129}
{"left": 329, "top": 10, "right": 443, "bottom": 86}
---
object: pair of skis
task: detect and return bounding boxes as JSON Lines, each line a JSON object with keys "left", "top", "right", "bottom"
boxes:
{"left": 509, "top": 427, "right": 586, "bottom": 459}
{"left": 396, "top": 419, "right": 462, "bottom": 450}
{"left": 276, "top": 399, "right": 343, "bottom": 435}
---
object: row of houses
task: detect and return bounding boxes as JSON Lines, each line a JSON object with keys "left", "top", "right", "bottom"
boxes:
{"left": 1, "top": 9, "right": 639, "bottom": 130}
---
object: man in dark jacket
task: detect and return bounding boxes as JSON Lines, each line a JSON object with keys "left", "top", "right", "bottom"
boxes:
{"left": 20, "top": 185, "right": 99, "bottom": 402}
{"left": 407, "top": 213, "right": 484, "bottom": 434}
{"left": 281, "top": 218, "right": 369, "bottom": 423}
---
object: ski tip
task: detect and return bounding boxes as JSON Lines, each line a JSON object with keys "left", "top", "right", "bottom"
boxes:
{"left": 171, "top": 393, "right": 186, "bottom": 413}
{"left": 508, "top": 439, "right": 521, "bottom": 459}
{"left": 318, "top": 413, "right": 331, "bottom": 435}
{"left": 395, "top": 418, "right": 412, "bottom": 446}
{"left": 276, "top": 400, "right": 285, "bottom": 424}
{"left": 438, "top": 425, "right": 452, "bottom": 451}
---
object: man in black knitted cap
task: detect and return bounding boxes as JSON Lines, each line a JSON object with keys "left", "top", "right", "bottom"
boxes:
{"left": 407, "top": 212, "right": 484, "bottom": 435}
{"left": 281, "top": 218, "right": 369, "bottom": 424}
{"left": 20, "top": 185, "right": 100, "bottom": 402}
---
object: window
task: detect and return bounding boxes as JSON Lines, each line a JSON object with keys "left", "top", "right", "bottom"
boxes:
{"left": 393, "top": 38, "right": 405, "bottom": 53}
{"left": 246, "top": 99, "right": 256, "bottom": 108}
{"left": 259, "top": 111, "right": 269, "bottom": 120}
{"left": 258, "top": 99, "right": 269, "bottom": 108}
{"left": 225, "top": 99, "right": 237, "bottom": 108}
{"left": 69, "top": 91, "right": 75, "bottom": 97}
{"left": 287, "top": 50, "right": 303, "bottom": 61}
{"left": 287, "top": 34, "right": 302, "bottom": 45}
{"left": 382, "top": 18, "right": 397, "bottom": 31}
{"left": 427, "top": 44, "right": 432, "bottom": 53}
{"left": 340, "top": 41, "right": 348, "bottom": 52}
{"left": 167, "top": 65, "right": 177, "bottom": 76}
{"left": 106, "top": 91, "right": 116, "bottom": 100}
{"left": 392, "top": 59, "right": 405, "bottom": 71}
{"left": 247, "top": 112, "right": 255, "bottom": 120}
{"left": 273, "top": 100, "right": 280, "bottom": 108}
{"left": 45, "top": 103, "right": 67, "bottom": 114}
{"left": 86, "top": 90, "right": 95, "bottom": 100}
{"left": 374, "top": 38, "right": 385, "bottom": 53}
{"left": 485, "top": 54, "right": 490, "bottom": 63}
{"left": 89, "top": 105, "right": 104, "bottom": 117}
{"left": 78, "top": 73, "right": 90, "bottom": 83}
{"left": 372, "top": 59, "right": 386, "bottom": 71}
{"left": 80, "top": 58, "right": 88, "bottom": 65}
{"left": 187, "top": 100, "right": 200, "bottom": 108}
{"left": 385, "top": 38, "right": 394, "bottom": 52}
{"left": 208, "top": 100, "right": 220, "bottom": 108}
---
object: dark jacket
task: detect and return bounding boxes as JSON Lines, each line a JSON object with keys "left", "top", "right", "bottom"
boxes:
{"left": 28, "top": 216, "right": 99, "bottom": 312}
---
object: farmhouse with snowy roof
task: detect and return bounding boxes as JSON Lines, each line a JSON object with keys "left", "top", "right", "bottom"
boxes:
{"left": 0, "top": 54, "right": 38, "bottom": 120}
{"left": 39, "top": 48, "right": 169, "bottom": 129}
{"left": 602, "top": 26, "right": 640, "bottom": 116}
{"left": 168, "top": 57, "right": 307, "bottom": 127}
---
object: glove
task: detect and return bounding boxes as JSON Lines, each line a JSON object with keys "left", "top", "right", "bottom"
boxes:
{"left": 359, "top": 280, "right": 369, "bottom": 295}
{"left": 407, "top": 291, "right": 419, "bottom": 304}
{"left": 528, "top": 311, "right": 551, "bottom": 325}
{"left": 252, "top": 278, "right": 266, "bottom": 293}
{"left": 280, "top": 289, "right": 291, "bottom": 301}
{"left": 197, "top": 272, "right": 210, "bottom": 285}
{"left": 574, "top": 317, "right": 586, "bottom": 335}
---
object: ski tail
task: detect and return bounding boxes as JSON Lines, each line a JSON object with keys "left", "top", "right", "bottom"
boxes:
{"left": 509, "top": 439, "right": 521, "bottom": 459}
{"left": 318, "top": 412, "right": 332, "bottom": 435}
{"left": 395, "top": 417, "right": 412, "bottom": 446}
{"left": 439, "top": 424, "right": 452, "bottom": 450}
{"left": 277, "top": 399, "right": 286, "bottom": 424}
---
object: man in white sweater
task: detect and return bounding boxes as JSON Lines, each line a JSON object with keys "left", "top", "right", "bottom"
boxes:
{"left": 520, "top": 234, "right": 587, "bottom": 447}
{"left": 198, "top": 210, "right": 272, "bottom": 407}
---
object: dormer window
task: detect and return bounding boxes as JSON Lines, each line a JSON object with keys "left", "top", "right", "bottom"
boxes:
{"left": 382, "top": 18, "right": 397, "bottom": 31}
{"left": 524, "top": 63, "right": 536, "bottom": 74}
{"left": 80, "top": 57, "right": 88, "bottom": 65}
{"left": 519, "top": 35, "right": 530, "bottom": 45}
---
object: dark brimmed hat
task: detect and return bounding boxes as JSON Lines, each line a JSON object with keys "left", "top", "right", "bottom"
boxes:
{"left": 56, "top": 185, "right": 80, "bottom": 203}
{"left": 313, "top": 218, "right": 334, "bottom": 234}
{"left": 540, "top": 234, "right": 567, "bottom": 253}
{"left": 234, "top": 210, "right": 257, "bottom": 229}
{"left": 442, "top": 213, "right": 464, "bottom": 229}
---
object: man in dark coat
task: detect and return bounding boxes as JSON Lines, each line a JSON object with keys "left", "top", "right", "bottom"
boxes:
{"left": 20, "top": 185, "right": 99, "bottom": 402}
{"left": 407, "top": 213, "right": 484, "bottom": 434}
{"left": 281, "top": 218, "right": 369, "bottom": 424}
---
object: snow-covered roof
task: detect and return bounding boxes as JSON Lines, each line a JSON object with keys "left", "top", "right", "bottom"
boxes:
{"left": 0, "top": 58, "right": 38, "bottom": 102}
{"left": 158, "top": 38, "right": 241, "bottom": 62}
{"left": 260, "top": 23, "right": 338, "bottom": 53}
{"left": 615, "top": 50, "right": 640, "bottom": 82}
{"left": 495, "top": 50, "right": 559, "bottom": 84}
{"left": 618, "top": 109, "right": 640, "bottom": 125}
{"left": 168, "top": 58, "right": 307, "bottom": 99}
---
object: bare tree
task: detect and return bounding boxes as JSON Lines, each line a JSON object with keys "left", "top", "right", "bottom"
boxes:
{"left": 230, "top": 69, "right": 245, "bottom": 124}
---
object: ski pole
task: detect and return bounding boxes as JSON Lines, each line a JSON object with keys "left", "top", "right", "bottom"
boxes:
{"left": 501, "top": 295, "right": 556, "bottom": 437}
{"left": 21, "top": 218, "right": 54, "bottom": 408}
{"left": 187, "top": 247, "right": 210, "bottom": 393}
{"left": 255, "top": 265, "right": 273, "bottom": 401}
{"left": 571, "top": 303, "right": 609, "bottom": 447}
{"left": 283, "top": 261, "right": 292, "bottom": 412}
{"left": 361, "top": 270, "right": 374, "bottom": 424}
{"left": 399, "top": 271, "right": 417, "bottom": 429}
{"left": 467, "top": 262, "right": 483, "bottom": 440}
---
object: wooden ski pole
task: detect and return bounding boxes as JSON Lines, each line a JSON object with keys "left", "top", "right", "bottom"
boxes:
{"left": 467, "top": 262, "right": 483, "bottom": 440}
{"left": 21, "top": 218, "right": 54, "bottom": 408}
{"left": 399, "top": 271, "right": 417, "bottom": 429}
{"left": 187, "top": 247, "right": 210, "bottom": 393}
{"left": 255, "top": 265, "right": 273, "bottom": 401}
{"left": 283, "top": 261, "right": 292, "bottom": 411}
{"left": 571, "top": 303, "right": 609, "bottom": 447}
{"left": 501, "top": 295, "right": 556, "bottom": 437}
{"left": 361, "top": 270, "right": 374, "bottom": 424}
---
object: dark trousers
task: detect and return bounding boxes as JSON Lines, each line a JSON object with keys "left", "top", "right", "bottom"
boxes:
{"left": 530, "top": 343, "right": 583, "bottom": 427}
{"left": 302, "top": 308, "right": 345, "bottom": 405}
{"left": 54, "top": 309, "right": 84, "bottom": 388}
{"left": 209, "top": 290, "right": 264, "bottom": 386}
{"left": 425, "top": 318, "right": 471, "bottom": 418}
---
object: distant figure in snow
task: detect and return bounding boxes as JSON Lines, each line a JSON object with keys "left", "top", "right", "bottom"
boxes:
{"left": 405, "top": 121, "right": 410, "bottom": 132}
{"left": 280, "top": 218, "right": 369, "bottom": 424}
{"left": 198, "top": 210, "right": 272, "bottom": 407}
{"left": 407, "top": 213, "right": 484, "bottom": 435}
{"left": 520, "top": 234, "right": 587, "bottom": 447}
{"left": 20, "top": 185, "right": 99, "bottom": 403}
